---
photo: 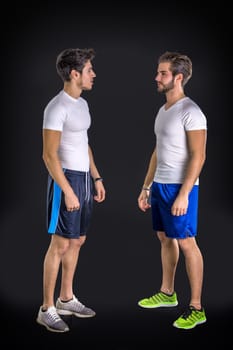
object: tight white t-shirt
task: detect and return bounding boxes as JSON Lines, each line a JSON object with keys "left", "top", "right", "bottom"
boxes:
{"left": 43, "top": 90, "right": 91, "bottom": 171}
{"left": 154, "top": 97, "right": 207, "bottom": 185}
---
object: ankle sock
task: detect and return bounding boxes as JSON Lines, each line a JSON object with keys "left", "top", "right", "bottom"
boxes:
{"left": 60, "top": 298, "right": 73, "bottom": 303}
{"left": 160, "top": 290, "right": 174, "bottom": 297}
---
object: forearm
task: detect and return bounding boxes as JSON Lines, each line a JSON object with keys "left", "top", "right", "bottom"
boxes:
{"left": 142, "top": 148, "right": 157, "bottom": 188}
{"left": 88, "top": 145, "right": 101, "bottom": 180}
{"left": 42, "top": 129, "right": 74, "bottom": 196}
{"left": 43, "top": 155, "right": 74, "bottom": 196}
{"left": 179, "top": 154, "right": 206, "bottom": 195}
{"left": 179, "top": 129, "right": 207, "bottom": 195}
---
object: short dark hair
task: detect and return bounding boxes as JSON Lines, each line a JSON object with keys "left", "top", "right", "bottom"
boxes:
{"left": 158, "top": 51, "right": 192, "bottom": 87}
{"left": 56, "top": 48, "right": 95, "bottom": 82}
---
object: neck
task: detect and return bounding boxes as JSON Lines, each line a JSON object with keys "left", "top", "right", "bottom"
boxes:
{"left": 165, "top": 91, "right": 186, "bottom": 110}
{"left": 64, "top": 82, "right": 82, "bottom": 99}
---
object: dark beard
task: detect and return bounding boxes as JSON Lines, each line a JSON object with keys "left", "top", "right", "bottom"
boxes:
{"left": 158, "top": 78, "right": 175, "bottom": 93}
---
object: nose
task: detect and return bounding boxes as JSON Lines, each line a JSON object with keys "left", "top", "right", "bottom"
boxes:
{"left": 155, "top": 73, "right": 159, "bottom": 82}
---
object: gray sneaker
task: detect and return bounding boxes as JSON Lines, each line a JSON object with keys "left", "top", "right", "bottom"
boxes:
{"left": 36, "top": 306, "right": 69, "bottom": 333}
{"left": 56, "top": 295, "right": 96, "bottom": 318}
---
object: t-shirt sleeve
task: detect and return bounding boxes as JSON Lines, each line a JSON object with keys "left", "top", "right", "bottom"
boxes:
{"left": 183, "top": 108, "right": 207, "bottom": 131}
{"left": 43, "top": 102, "right": 66, "bottom": 131}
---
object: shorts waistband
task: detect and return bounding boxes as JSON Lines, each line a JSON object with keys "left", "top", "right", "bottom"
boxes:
{"left": 63, "top": 169, "right": 90, "bottom": 176}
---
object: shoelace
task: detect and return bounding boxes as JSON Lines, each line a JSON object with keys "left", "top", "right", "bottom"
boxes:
{"left": 180, "top": 306, "right": 200, "bottom": 320}
{"left": 48, "top": 309, "right": 61, "bottom": 323}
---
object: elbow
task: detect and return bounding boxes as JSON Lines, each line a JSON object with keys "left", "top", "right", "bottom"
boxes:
{"left": 42, "top": 152, "right": 53, "bottom": 167}
{"left": 201, "top": 152, "right": 206, "bottom": 166}
{"left": 42, "top": 152, "right": 48, "bottom": 164}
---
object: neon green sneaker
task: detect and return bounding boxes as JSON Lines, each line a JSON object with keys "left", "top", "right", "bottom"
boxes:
{"left": 138, "top": 291, "right": 178, "bottom": 308}
{"left": 173, "top": 306, "right": 207, "bottom": 329}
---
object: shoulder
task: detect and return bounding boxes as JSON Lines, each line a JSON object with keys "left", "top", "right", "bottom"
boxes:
{"left": 43, "top": 91, "right": 67, "bottom": 129}
{"left": 78, "top": 96, "right": 89, "bottom": 110}
{"left": 44, "top": 90, "right": 66, "bottom": 115}
{"left": 182, "top": 98, "right": 207, "bottom": 130}
{"left": 183, "top": 97, "right": 205, "bottom": 115}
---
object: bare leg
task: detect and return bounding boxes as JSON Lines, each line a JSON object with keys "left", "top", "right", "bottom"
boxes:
{"left": 59, "top": 235, "right": 86, "bottom": 301}
{"left": 178, "top": 237, "right": 204, "bottom": 309}
{"left": 157, "top": 231, "right": 179, "bottom": 294}
{"left": 42, "top": 235, "right": 70, "bottom": 309}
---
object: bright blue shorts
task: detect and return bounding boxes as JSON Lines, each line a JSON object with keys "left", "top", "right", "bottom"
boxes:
{"left": 151, "top": 182, "right": 199, "bottom": 239}
{"left": 46, "top": 170, "right": 93, "bottom": 239}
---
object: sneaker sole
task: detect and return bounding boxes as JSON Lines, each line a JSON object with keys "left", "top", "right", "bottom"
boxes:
{"left": 57, "top": 309, "right": 96, "bottom": 318}
{"left": 138, "top": 301, "right": 178, "bottom": 309}
{"left": 173, "top": 319, "right": 207, "bottom": 330}
{"left": 36, "top": 318, "right": 69, "bottom": 333}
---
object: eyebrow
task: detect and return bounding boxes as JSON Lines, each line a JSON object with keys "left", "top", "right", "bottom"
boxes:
{"left": 157, "top": 70, "right": 169, "bottom": 74}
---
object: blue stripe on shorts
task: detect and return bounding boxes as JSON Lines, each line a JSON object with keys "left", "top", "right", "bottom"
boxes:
{"left": 151, "top": 182, "right": 199, "bottom": 239}
{"left": 48, "top": 181, "right": 62, "bottom": 233}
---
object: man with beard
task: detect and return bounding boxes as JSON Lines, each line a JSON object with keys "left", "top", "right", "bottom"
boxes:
{"left": 137, "top": 51, "right": 207, "bottom": 330}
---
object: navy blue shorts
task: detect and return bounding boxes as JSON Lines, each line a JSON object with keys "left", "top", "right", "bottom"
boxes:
{"left": 46, "top": 170, "right": 94, "bottom": 239}
{"left": 151, "top": 182, "right": 199, "bottom": 239}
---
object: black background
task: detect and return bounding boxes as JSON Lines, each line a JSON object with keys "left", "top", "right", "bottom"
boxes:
{"left": 2, "top": 2, "right": 232, "bottom": 347}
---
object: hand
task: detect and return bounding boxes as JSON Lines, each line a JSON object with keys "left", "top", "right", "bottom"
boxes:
{"left": 171, "top": 194, "right": 188, "bottom": 216}
{"left": 138, "top": 190, "right": 151, "bottom": 212}
{"left": 65, "top": 192, "right": 80, "bottom": 211}
{"left": 94, "top": 181, "right": 106, "bottom": 202}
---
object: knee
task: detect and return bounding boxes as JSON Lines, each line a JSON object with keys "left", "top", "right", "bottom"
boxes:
{"left": 72, "top": 235, "right": 86, "bottom": 249}
{"left": 157, "top": 231, "right": 168, "bottom": 244}
{"left": 59, "top": 241, "right": 70, "bottom": 255}
{"left": 178, "top": 237, "right": 194, "bottom": 253}
{"left": 78, "top": 235, "right": 86, "bottom": 247}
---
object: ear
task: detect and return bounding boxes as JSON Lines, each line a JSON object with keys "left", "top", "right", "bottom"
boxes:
{"left": 175, "top": 73, "right": 183, "bottom": 84}
{"left": 70, "top": 69, "right": 81, "bottom": 80}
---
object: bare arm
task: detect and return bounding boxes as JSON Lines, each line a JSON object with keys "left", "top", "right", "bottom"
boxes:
{"left": 88, "top": 145, "right": 106, "bottom": 203}
{"left": 138, "top": 147, "right": 157, "bottom": 212}
{"left": 42, "top": 129, "right": 79, "bottom": 211}
{"left": 171, "top": 129, "right": 207, "bottom": 216}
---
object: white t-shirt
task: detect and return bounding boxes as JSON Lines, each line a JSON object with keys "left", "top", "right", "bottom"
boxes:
{"left": 154, "top": 97, "right": 207, "bottom": 185}
{"left": 43, "top": 90, "right": 91, "bottom": 171}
